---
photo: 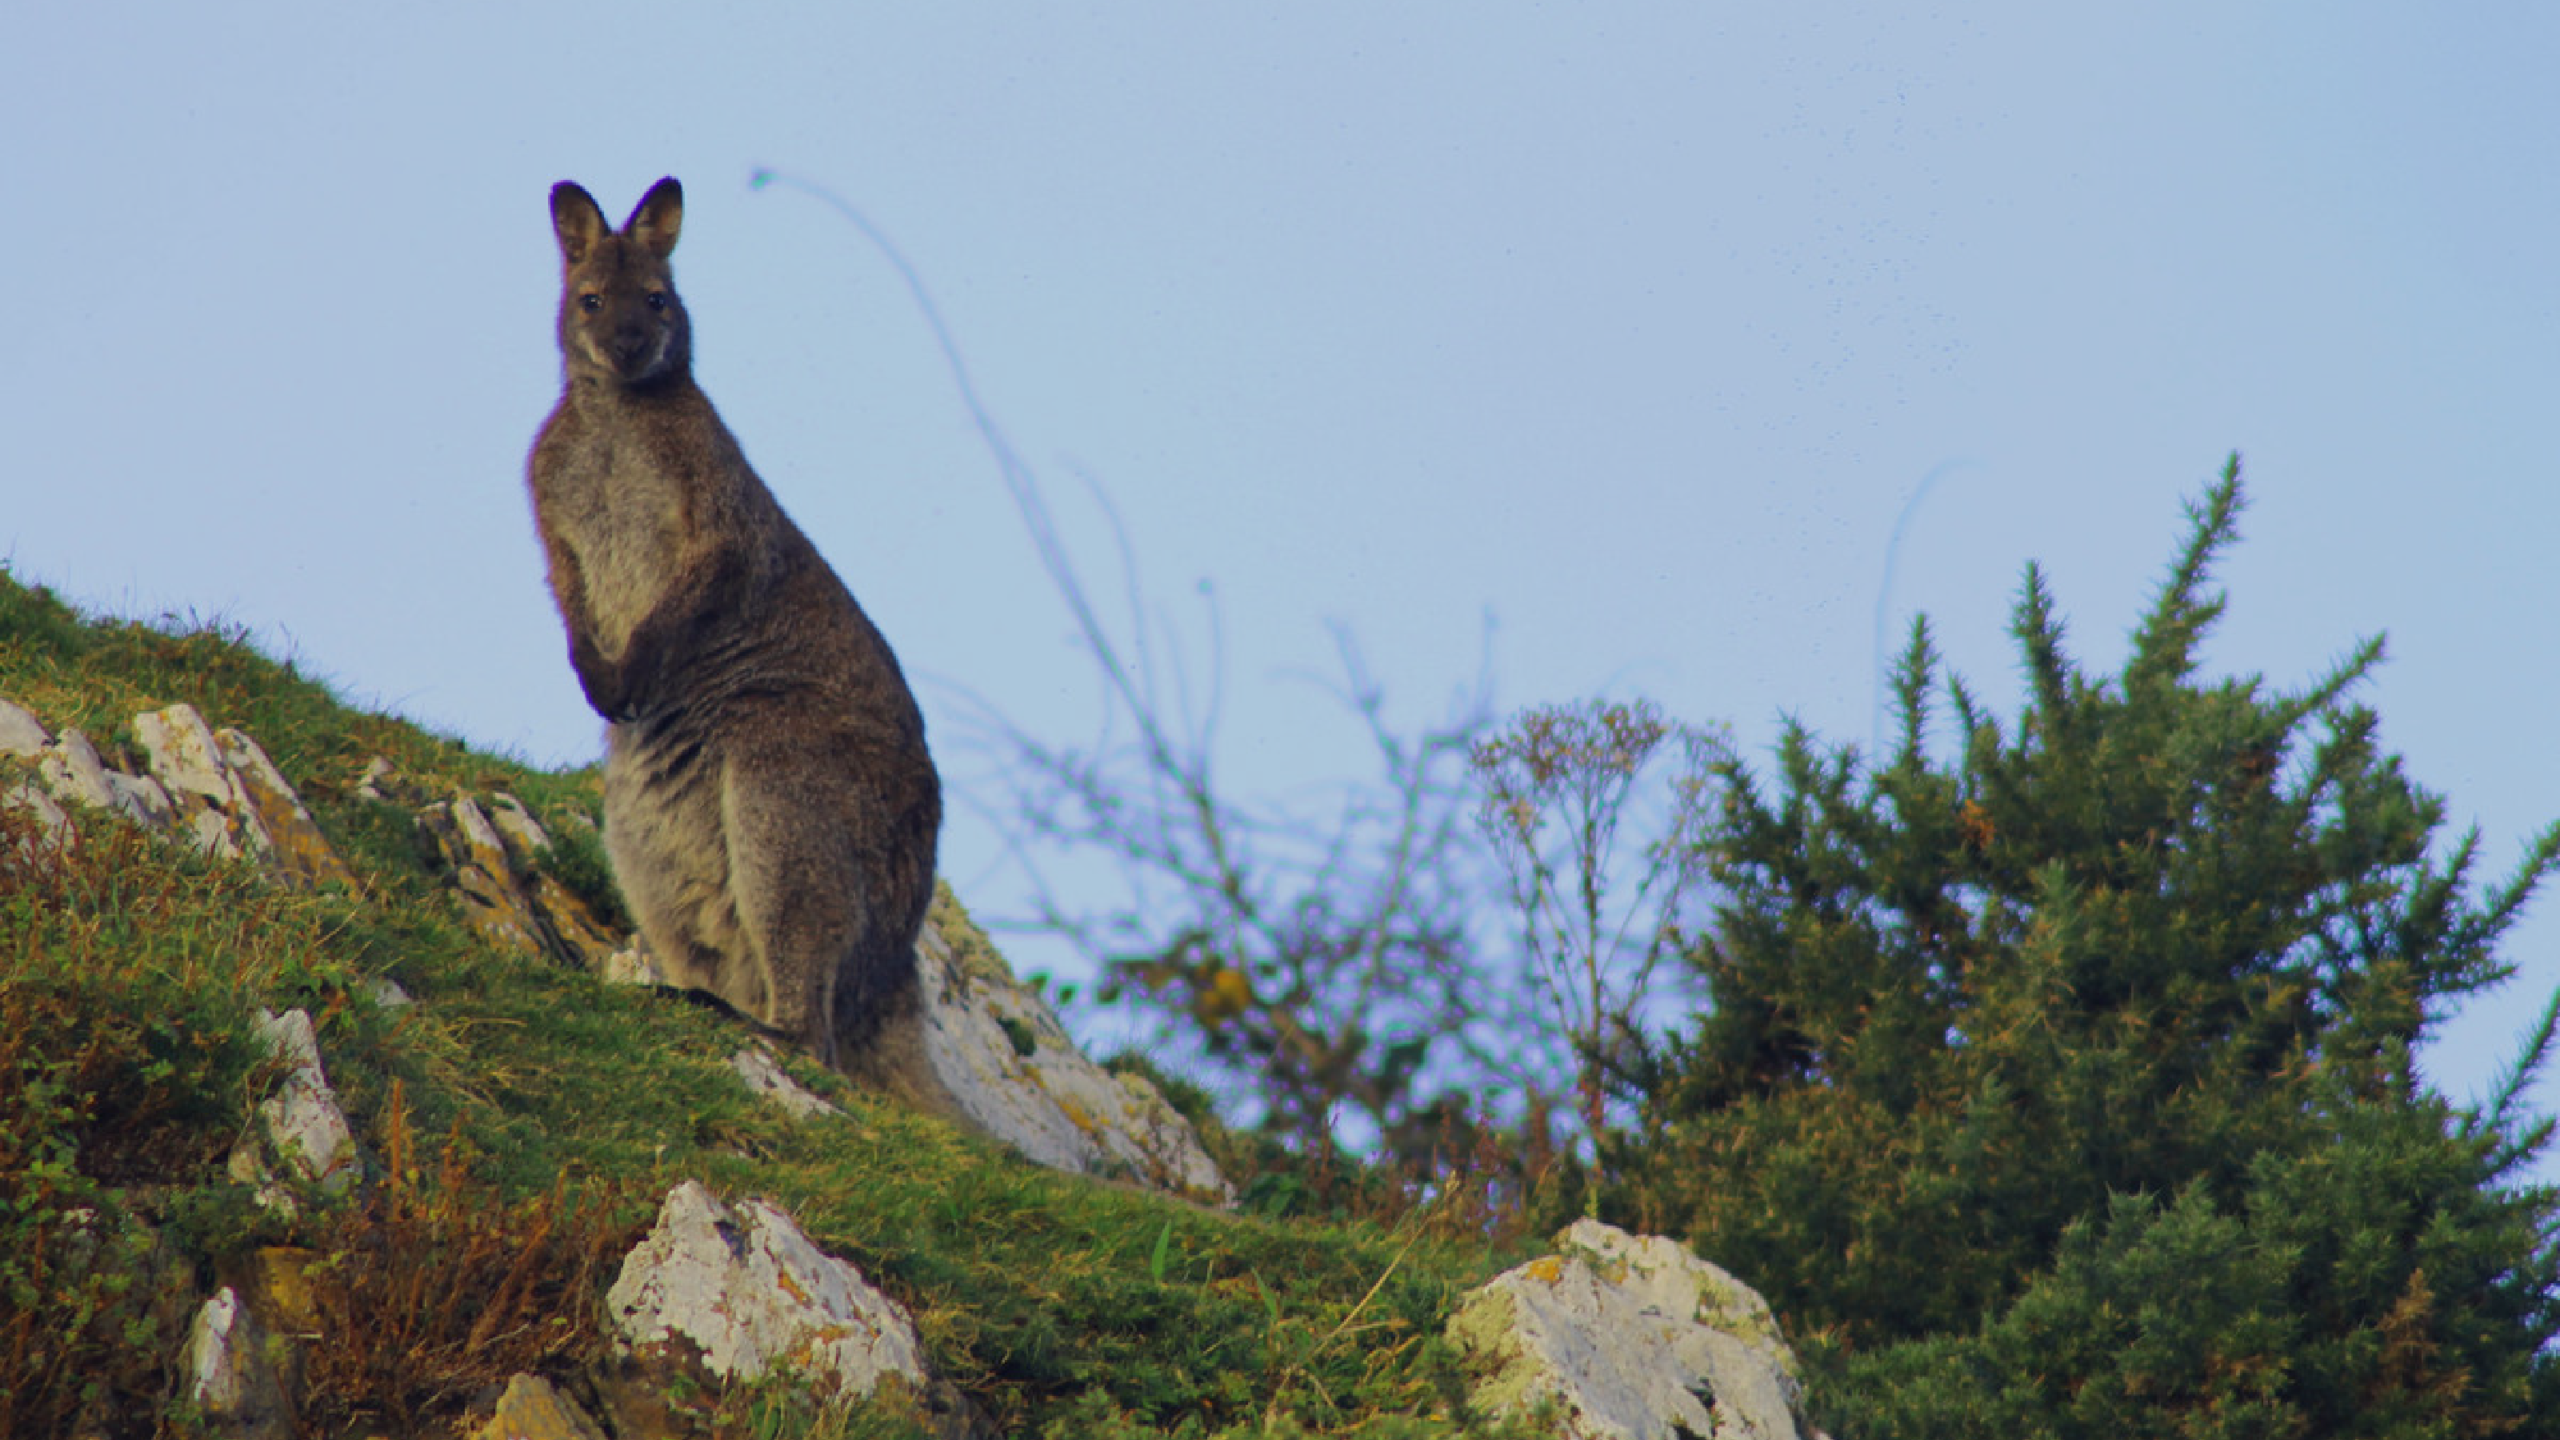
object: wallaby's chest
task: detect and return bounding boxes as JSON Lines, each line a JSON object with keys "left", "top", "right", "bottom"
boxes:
{"left": 539, "top": 404, "right": 708, "bottom": 639}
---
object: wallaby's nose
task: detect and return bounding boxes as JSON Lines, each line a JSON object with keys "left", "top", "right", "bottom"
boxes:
{"left": 609, "top": 324, "right": 654, "bottom": 368}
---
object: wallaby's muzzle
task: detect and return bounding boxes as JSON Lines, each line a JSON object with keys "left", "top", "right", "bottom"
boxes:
{"left": 607, "top": 324, "right": 660, "bottom": 375}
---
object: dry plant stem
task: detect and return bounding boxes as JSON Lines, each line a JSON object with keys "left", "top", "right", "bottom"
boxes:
{"left": 1474, "top": 700, "right": 1714, "bottom": 1140}
{"left": 762, "top": 168, "right": 1565, "bottom": 1157}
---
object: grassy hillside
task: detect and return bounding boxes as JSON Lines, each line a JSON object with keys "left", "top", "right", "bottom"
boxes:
{"left": 0, "top": 568, "right": 1540, "bottom": 1439}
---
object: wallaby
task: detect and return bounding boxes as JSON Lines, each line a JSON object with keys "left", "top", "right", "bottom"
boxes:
{"left": 527, "top": 176, "right": 949, "bottom": 1109}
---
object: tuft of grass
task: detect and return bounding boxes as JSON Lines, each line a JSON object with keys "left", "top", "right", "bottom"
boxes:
{"left": 743, "top": 1116, "right": 1507, "bottom": 1435}
{"left": 293, "top": 1082, "right": 643, "bottom": 1435}
{"left": 532, "top": 811, "right": 631, "bottom": 933}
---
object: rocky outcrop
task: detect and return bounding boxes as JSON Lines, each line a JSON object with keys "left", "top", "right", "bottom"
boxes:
{"left": 910, "top": 890, "right": 1233, "bottom": 1204}
{"left": 182, "top": 1009, "right": 358, "bottom": 1435}
{"left": 358, "top": 757, "right": 625, "bottom": 971}
{"left": 226, "top": 1008, "right": 361, "bottom": 1213}
{"left": 0, "top": 697, "right": 352, "bottom": 890}
{"left": 21, "top": 713, "right": 175, "bottom": 830}
{"left": 607, "top": 1180, "right": 930, "bottom": 1404}
{"left": 423, "top": 792, "right": 623, "bottom": 968}
{"left": 138, "top": 705, "right": 356, "bottom": 889}
{"left": 1451, "top": 1220, "right": 1817, "bottom": 1440}
{"left": 634, "top": 887, "right": 1233, "bottom": 1204}
{"left": 0, "top": 698, "right": 610, "bottom": 967}
{"left": 2, "top": 694, "right": 1228, "bottom": 1208}
{"left": 0, "top": 696, "right": 48, "bottom": 757}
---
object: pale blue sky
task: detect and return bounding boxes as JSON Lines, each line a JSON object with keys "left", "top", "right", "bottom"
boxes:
{"left": 8, "top": 6, "right": 2557, "bottom": 1165}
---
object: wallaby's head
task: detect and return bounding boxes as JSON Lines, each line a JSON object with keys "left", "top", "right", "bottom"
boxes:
{"left": 550, "top": 177, "right": 691, "bottom": 387}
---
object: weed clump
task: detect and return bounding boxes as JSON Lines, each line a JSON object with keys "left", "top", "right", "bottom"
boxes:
{"left": 293, "top": 1085, "right": 642, "bottom": 1435}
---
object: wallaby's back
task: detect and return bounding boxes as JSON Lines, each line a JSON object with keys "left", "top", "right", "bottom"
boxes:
{"left": 527, "top": 177, "right": 944, "bottom": 1090}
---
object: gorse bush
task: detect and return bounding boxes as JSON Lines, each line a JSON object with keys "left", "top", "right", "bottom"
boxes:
{"left": 1611, "top": 460, "right": 2560, "bottom": 1435}
{"left": 1843, "top": 1090, "right": 2560, "bottom": 1437}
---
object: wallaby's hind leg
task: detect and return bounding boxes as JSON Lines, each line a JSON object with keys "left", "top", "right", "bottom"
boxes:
{"left": 603, "top": 754, "right": 768, "bottom": 1014}
{"left": 717, "top": 751, "right": 857, "bottom": 1066}
{"left": 718, "top": 727, "right": 952, "bottom": 1115}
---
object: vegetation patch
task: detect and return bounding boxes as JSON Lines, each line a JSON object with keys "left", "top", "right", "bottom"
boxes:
{"left": 5, "top": 456, "right": 2557, "bottom": 1439}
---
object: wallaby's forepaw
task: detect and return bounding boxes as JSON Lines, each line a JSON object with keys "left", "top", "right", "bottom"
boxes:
{"left": 569, "top": 636, "right": 636, "bottom": 721}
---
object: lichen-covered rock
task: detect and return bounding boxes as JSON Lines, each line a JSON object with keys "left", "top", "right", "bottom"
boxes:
{"left": 595, "top": 886, "right": 1231, "bottom": 1202}
{"left": 730, "top": 1045, "right": 845, "bottom": 1120}
{"left": 181, "top": 1286, "right": 292, "bottom": 1440}
{"left": 419, "top": 794, "right": 549, "bottom": 955}
{"left": 41, "top": 725, "right": 177, "bottom": 828}
{"left": 410, "top": 780, "right": 622, "bottom": 969}
{"left": 1451, "top": 1219, "right": 1813, "bottom": 1440}
{"left": 471, "top": 1374, "right": 610, "bottom": 1440}
{"left": 1, "top": 697, "right": 356, "bottom": 891}
{"left": 0, "top": 700, "right": 181, "bottom": 850}
{"left": 133, "top": 703, "right": 355, "bottom": 890}
{"left": 607, "top": 1181, "right": 928, "bottom": 1404}
{"left": 215, "top": 723, "right": 353, "bottom": 889}
{"left": 0, "top": 699, "right": 74, "bottom": 853}
{"left": 485, "top": 792, "right": 552, "bottom": 853}
{"left": 241, "top": 1244, "right": 326, "bottom": 1339}
{"left": 914, "top": 891, "right": 1231, "bottom": 1204}
{"left": 227, "top": 1009, "right": 360, "bottom": 1211}
{"left": 0, "top": 697, "right": 49, "bottom": 757}
{"left": 0, "top": 776, "right": 71, "bottom": 855}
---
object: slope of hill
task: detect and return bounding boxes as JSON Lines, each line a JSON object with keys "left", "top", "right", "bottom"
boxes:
{"left": 0, "top": 568, "right": 1815, "bottom": 1439}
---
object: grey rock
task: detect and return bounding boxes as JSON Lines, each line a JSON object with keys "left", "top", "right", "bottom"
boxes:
{"left": 913, "top": 906, "right": 1231, "bottom": 1203}
{"left": 423, "top": 795, "right": 548, "bottom": 955}
{"left": 354, "top": 755, "right": 404, "bottom": 802}
{"left": 227, "top": 1009, "right": 360, "bottom": 1211}
{"left": 0, "top": 697, "right": 50, "bottom": 756}
{"left": 128, "top": 703, "right": 352, "bottom": 889}
{"left": 52, "top": 728, "right": 176, "bottom": 829}
{"left": 181, "top": 1286, "right": 292, "bottom": 1440}
{"left": 417, "top": 789, "right": 622, "bottom": 968}
{"left": 213, "top": 722, "right": 355, "bottom": 890}
{"left": 0, "top": 703, "right": 176, "bottom": 841}
{"left": 730, "top": 1045, "right": 844, "bottom": 1120}
{"left": 607, "top": 1180, "right": 928, "bottom": 1403}
{"left": 1, "top": 780, "right": 71, "bottom": 852}
{"left": 37, "top": 728, "right": 122, "bottom": 813}
{"left": 600, "top": 933, "right": 671, "bottom": 988}
{"left": 602, "top": 890, "right": 1230, "bottom": 1202}
{"left": 486, "top": 791, "right": 553, "bottom": 853}
{"left": 1451, "top": 1219, "right": 1812, "bottom": 1440}
{"left": 134, "top": 703, "right": 237, "bottom": 815}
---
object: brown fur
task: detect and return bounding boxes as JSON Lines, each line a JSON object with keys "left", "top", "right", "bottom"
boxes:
{"left": 527, "top": 177, "right": 948, "bottom": 1106}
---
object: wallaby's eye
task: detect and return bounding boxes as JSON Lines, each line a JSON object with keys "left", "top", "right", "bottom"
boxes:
{"left": 646, "top": 292, "right": 668, "bottom": 312}
{"left": 579, "top": 293, "right": 603, "bottom": 313}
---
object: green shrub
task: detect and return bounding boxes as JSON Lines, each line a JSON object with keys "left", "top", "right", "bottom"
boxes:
{"left": 0, "top": 820, "right": 265, "bottom": 1435}
{"left": 1617, "top": 460, "right": 2560, "bottom": 1436}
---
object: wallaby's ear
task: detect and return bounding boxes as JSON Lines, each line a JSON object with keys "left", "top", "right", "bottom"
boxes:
{"left": 625, "top": 177, "right": 684, "bottom": 259}
{"left": 550, "top": 182, "right": 610, "bottom": 266}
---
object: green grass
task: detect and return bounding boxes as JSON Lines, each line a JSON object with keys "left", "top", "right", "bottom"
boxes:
{"left": 0, "top": 566, "right": 1542, "bottom": 1438}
